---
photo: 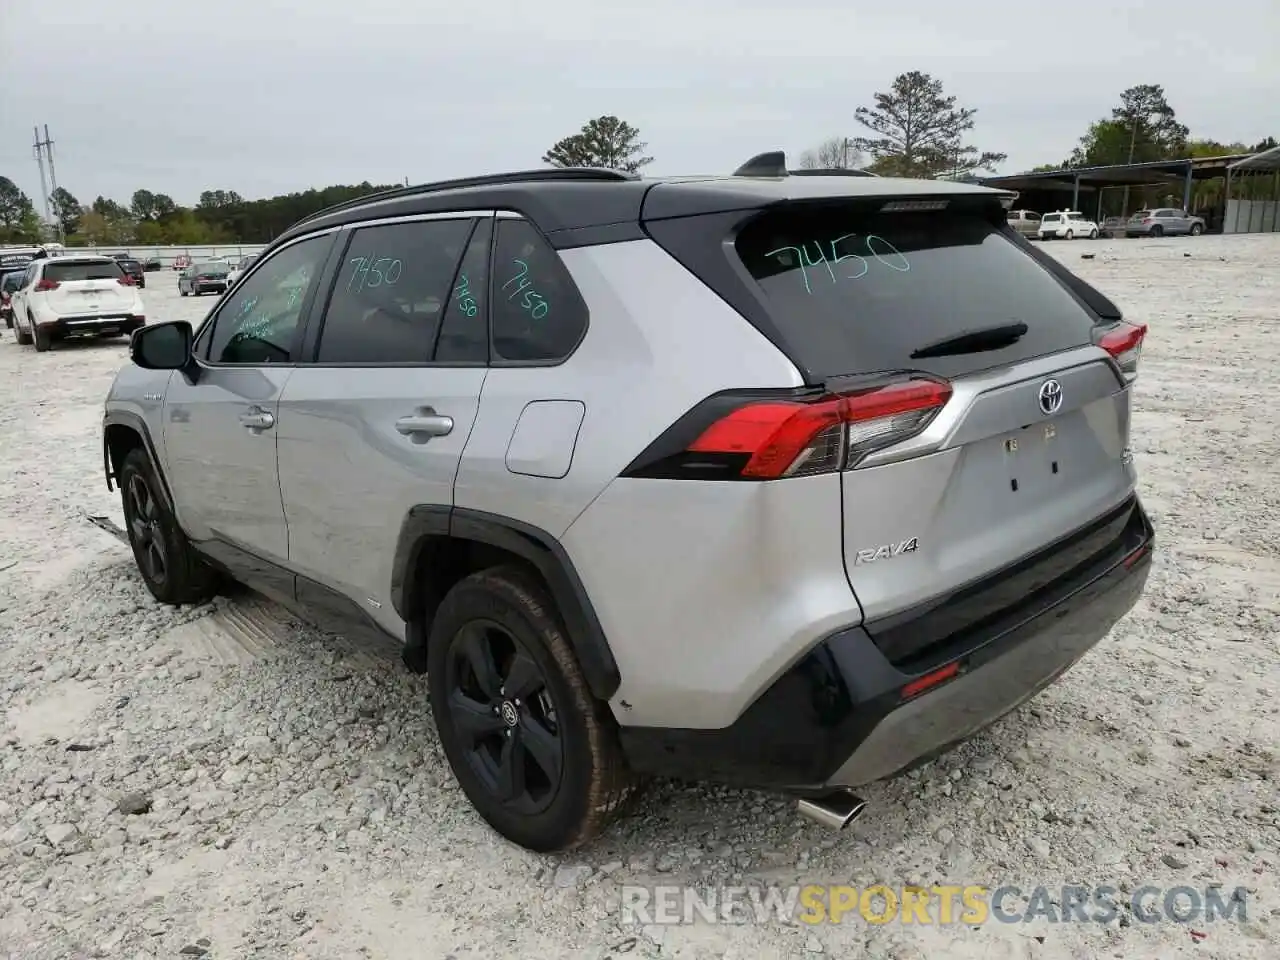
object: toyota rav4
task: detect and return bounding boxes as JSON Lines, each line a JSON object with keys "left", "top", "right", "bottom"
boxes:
{"left": 102, "top": 155, "right": 1154, "bottom": 852}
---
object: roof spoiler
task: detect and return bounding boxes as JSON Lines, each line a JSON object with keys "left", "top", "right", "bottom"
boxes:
{"left": 732, "top": 150, "right": 878, "bottom": 178}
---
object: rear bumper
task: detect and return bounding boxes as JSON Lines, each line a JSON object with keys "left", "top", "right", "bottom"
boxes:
{"left": 618, "top": 498, "right": 1153, "bottom": 793}
{"left": 35, "top": 315, "right": 144, "bottom": 337}
{"left": 195, "top": 282, "right": 226, "bottom": 294}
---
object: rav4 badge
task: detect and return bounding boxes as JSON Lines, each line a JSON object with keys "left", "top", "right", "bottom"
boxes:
{"left": 854, "top": 537, "right": 919, "bottom": 565}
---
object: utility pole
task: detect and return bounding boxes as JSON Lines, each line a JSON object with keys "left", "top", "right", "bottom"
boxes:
{"left": 32, "top": 127, "right": 52, "bottom": 237}
{"left": 1121, "top": 116, "right": 1139, "bottom": 218}
{"left": 32, "top": 125, "right": 64, "bottom": 243}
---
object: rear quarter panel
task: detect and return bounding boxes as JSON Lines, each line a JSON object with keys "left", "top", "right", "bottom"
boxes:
{"left": 453, "top": 238, "right": 804, "bottom": 538}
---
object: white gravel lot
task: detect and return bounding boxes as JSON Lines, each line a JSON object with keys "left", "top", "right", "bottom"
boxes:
{"left": 0, "top": 237, "right": 1277, "bottom": 960}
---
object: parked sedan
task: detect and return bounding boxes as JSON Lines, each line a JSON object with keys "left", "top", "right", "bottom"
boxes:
{"left": 114, "top": 257, "right": 146, "bottom": 288}
{"left": 1124, "top": 208, "right": 1206, "bottom": 237}
{"left": 178, "top": 262, "right": 230, "bottom": 297}
{"left": 226, "top": 254, "right": 259, "bottom": 287}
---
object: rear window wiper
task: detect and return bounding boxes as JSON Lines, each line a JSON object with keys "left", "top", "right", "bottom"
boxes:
{"left": 910, "top": 321, "right": 1029, "bottom": 359}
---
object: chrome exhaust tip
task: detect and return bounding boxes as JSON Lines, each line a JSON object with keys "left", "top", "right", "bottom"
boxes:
{"left": 796, "top": 790, "right": 868, "bottom": 830}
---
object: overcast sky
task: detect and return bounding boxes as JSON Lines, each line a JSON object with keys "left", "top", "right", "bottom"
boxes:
{"left": 1, "top": 0, "right": 1276, "bottom": 208}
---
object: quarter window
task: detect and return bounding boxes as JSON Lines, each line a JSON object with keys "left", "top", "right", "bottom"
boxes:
{"left": 207, "top": 234, "right": 330, "bottom": 365}
{"left": 316, "top": 218, "right": 474, "bottom": 364}
{"left": 490, "top": 219, "right": 588, "bottom": 363}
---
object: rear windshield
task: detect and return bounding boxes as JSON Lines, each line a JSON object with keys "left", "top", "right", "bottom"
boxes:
{"left": 117, "top": 259, "right": 141, "bottom": 270}
{"left": 1, "top": 271, "right": 24, "bottom": 292}
{"left": 1131, "top": 210, "right": 1151, "bottom": 219}
{"left": 733, "top": 203, "right": 1101, "bottom": 380}
{"left": 45, "top": 261, "right": 124, "bottom": 282}
{"left": 195, "top": 263, "right": 228, "bottom": 274}
{"left": 1041, "top": 213, "right": 1061, "bottom": 223}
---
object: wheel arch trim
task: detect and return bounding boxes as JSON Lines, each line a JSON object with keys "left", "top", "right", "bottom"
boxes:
{"left": 392, "top": 505, "right": 621, "bottom": 700}
{"left": 102, "top": 410, "right": 174, "bottom": 512}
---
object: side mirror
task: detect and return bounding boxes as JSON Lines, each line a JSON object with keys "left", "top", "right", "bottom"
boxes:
{"left": 130, "top": 320, "right": 193, "bottom": 371}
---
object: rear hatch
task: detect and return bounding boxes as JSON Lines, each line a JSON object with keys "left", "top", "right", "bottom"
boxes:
{"left": 42, "top": 260, "right": 134, "bottom": 315}
{"left": 644, "top": 187, "right": 1146, "bottom": 668}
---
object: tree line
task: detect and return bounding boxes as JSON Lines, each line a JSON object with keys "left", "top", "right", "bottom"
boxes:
{"left": 0, "top": 72, "right": 1273, "bottom": 247}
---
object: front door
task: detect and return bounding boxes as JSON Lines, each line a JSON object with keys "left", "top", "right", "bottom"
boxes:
{"left": 277, "top": 215, "right": 492, "bottom": 634}
{"left": 162, "top": 232, "right": 334, "bottom": 583}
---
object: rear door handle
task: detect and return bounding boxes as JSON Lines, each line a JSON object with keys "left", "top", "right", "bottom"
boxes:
{"left": 239, "top": 408, "right": 275, "bottom": 431}
{"left": 395, "top": 411, "right": 454, "bottom": 439}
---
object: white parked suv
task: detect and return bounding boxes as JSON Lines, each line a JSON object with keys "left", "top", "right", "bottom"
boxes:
{"left": 11, "top": 255, "right": 146, "bottom": 352}
{"left": 1038, "top": 211, "right": 1099, "bottom": 240}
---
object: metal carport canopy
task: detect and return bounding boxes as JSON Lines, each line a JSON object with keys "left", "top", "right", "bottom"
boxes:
{"left": 1229, "top": 145, "right": 1280, "bottom": 171}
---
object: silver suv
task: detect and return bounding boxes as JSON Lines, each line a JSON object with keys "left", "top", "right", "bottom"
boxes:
{"left": 102, "top": 156, "right": 1155, "bottom": 852}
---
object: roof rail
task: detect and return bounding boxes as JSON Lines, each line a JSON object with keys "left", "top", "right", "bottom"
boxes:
{"left": 791, "top": 168, "right": 878, "bottom": 178}
{"left": 292, "top": 167, "right": 639, "bottom": 229}
{"left": 731, "top": 150, "right": 877, "bottom": 178}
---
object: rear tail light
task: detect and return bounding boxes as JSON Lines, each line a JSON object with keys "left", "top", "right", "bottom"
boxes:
{"left": 624, "top": 376, "right": 952, "bottom": 481}
{"left": 118, "top": 276, "right": 135, "bottom": 286}
{"left": 34, "top": 279, "right": 59, "bottom": 291}
{"left": 1096, "top": 322, "right": 1147, "bottom": 382}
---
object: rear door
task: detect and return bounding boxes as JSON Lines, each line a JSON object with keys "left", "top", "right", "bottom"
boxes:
{"left": 725, "top": 197, "right": 1137, "bottom": 654}
{"left": 41, "top": 259, "right": 133, "bottom": 316}
{"left": 276, "top": 213, "right": 490, "bottom": 633}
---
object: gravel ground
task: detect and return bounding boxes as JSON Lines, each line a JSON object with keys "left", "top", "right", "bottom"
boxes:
{"left": 1, "top": 238, "right": 1277, "bottom": 960}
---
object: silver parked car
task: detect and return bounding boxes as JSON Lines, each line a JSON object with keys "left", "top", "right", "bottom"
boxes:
{"left": 177, "top": 261, "right": 230, "bottom": 297}
{"left": 1125, "top": 208, "right": 1206, "bottom": 238}
{"left": 1005, "top": 209, "right": 1042, "bottom": 237}
{"left": 102, "top": 158, "right": 1154, "bottom": 852}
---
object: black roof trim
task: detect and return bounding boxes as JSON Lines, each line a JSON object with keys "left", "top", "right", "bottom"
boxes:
{"left": 290, "top": 167, "right": 637, "bottom": 231}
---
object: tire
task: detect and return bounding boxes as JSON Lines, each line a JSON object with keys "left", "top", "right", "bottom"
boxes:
{"left": 1190, "top": 223, "right": 1203, "bottom": 236}
{"left": 14, "top": 316, "right": 31, "bottom": 345}
{"left": 1089, "top": 229, "right": 1098, "bottom": 239}
{"left": 1064, "top": 230, "right": 1074, "bottom": 240}
{"left": 426, "top": 566, "right": 636, "bottom": 852}
{"left": 119, "top": 447, "right": 218, "bottom": 605}
{"left": 180, "top": 288, "right": 189, "bottom": 297}
{"left": 1150, "top": 225, "right": 1163, "bottom": 238}
{"left": 32, "top": 321, "right": 51, "bottom": 353}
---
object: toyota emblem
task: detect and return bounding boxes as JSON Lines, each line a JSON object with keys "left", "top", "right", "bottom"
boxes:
{"left": 1038, "top": 379, "right": 1063, "bottom": 416}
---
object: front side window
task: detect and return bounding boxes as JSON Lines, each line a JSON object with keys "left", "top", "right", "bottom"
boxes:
{"left": 490, "top": 219, "right": 589, "bottom": 362}
{"left": 316, "top": 218, "right": 474, "bottom": 364}
{"left": 207, "top": 235, "right": 330, "bottom": 365}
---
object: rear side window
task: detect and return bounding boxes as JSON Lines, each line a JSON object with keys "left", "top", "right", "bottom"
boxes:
{"left": 316, "top": 218, "right": 474, "bottom": 364}
{"left": 44, "top": 261, "right": 123, "bottom": 282}
{"left": 733, "top": 203, "right": 1101, "bottom": 380}
{"left": 490, "top": 219, "right": 588, "bottom": 363}
{"left": 434, "top": 218, "right": 492, "bottom": 364}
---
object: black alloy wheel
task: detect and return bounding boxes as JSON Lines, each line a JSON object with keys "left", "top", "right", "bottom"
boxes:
{"left": 444, "top": 619, "right": 564, "bottom": 815}
{"left": 126, "top": 472, "right": 168, "bottom": 587}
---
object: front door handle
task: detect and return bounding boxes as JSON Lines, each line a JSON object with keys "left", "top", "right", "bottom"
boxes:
{"left": 239, "top": 408, "right": 275, "bottom": 431}
{"left": 395, "top": 410, "right": 454, "bottom": 440}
